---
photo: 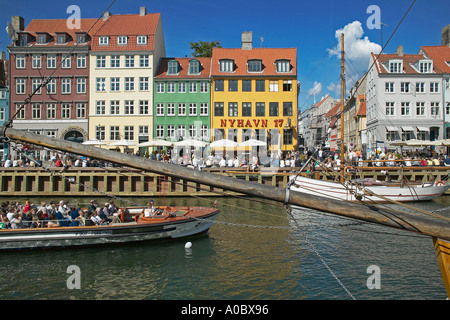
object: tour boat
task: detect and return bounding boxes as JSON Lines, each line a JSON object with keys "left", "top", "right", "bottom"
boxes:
{"left": 289, "top": 175, "right": 450, "bottom": 202}
{"left": 0, "top": 206, "right": 219, "bottom": 250}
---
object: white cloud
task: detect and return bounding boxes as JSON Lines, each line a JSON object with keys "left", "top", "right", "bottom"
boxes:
{"left": 327, "top": 21, "right": 381, "bottom": 70}
{"left": 308, "top": 81, "right": 322, "bottom": 96}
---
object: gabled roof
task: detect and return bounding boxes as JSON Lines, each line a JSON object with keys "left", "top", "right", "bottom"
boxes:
{"left": 420, "top": 45, "right": 450, "bottom": 74}
{"left": 325, "top": 102, "right": 341, "bottom": 117}
{"left": 374, "top": 53, "right": 428, "bottom": 74}
{"left": 155, "top": 57, "right": 211, "bottom": 79}
{"left": 210, "top": 47, "right": 297, "bottom": 76}
{"left": 356, "top": 101, "right": 366, "bottom": 117}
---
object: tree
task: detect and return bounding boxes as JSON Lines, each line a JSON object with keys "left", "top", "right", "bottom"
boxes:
{"left": 189, "top": 41, "right": 222, "bottom": 57}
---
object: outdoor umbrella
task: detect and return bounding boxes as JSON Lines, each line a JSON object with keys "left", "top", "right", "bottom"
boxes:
{"left": 138, "top": 140, "right": 174, "bottom": 147}
{"left": 109, "top": 140, "right": 137, "bottom": 147}
{"left": 82, "top": 139, "right": 107, "bottom": 145}
{"left": 174, "top": 138, "right": 208, "bottom": 147}
{"left": 238, "top": 139, "right": 266, "bottom": 147}
{"left": 209, "top": 139, "right": 238, "bottom": 148}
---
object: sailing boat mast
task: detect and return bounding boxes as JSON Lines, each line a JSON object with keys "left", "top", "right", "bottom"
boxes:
{"left": 340, "top": 33, "right": 345, "bottom": 183}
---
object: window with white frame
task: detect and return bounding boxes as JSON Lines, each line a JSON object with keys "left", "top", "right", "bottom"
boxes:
{"left": 155, "top": 125, "right": 164, "bottom": 138}
{"left": 139, "top": 126, "right": 149, "bottom": 138}
{"left": 47, "top": 103, "right": 56, "bottom": 119}
{"left": 15, "top": 104, "right": 25, "bottom": 119}
{"left": 125, "top": 77, "right": 134, "bottom": 91}
{"left": 124, "top": 100, "right": 134, "bottom": 115}
{"left": 416, "top": 102, "right": 425, "bottom": 116}
{"left": 61, "top": 104, "right": 71, "bottom": 118}
{"left": 167, "top": 103, "right": 175, "bottom": 116}
{"left": 276, "top": 60, "right": 291, "bottom": 73}
{"left": 385, "top": 82, "right": 394, "bottom": 93}
{"left": 189, "top": 125, "right": 197, "bottom": 138}
{"left": 400, "top": 102, "right": 410, "bottom": 116}
{"left": 32, "top": 78, "right": 42, "bottom": 94}
{"left": 77, "top": 54, "right": 86, "bottom": 68}
{"left": 200, "top": 82, "right": 208, "bottom": 93}
{"left": 415, "top": 82, "right": 424, "bottom": 93}
{"left": 110, "top": 77, "right": 120, "bottom": 91}
{"left": 110, "top": 126, "right": 120, "bottom": 141}
{"left": 77, "top": 78, "right": 86, "bottom": 94}
{"left": 269, "top": 80, "right": 279, "bottom": 92}
{"left": 97, "top": 55, "right": 106, "bottom": 68}
{"left": 61, "top": 78, "right": 71, "bottom": 94}
{"left": 117, "top": 36, "right": 127, "bottom": 45}
{"left": 110, "top": 100, "right": 120, "bottom": 115}
{"left": 219, "top": 59, "right": 234, "bottom": 72}
{"left": 177, "top": 125, "right": 186, "bottom": 138}
{"left": 111, "top": 55, "right": 120, "bottom": 68}
{"left": 124, "top": 126, "right": 134, "bottom": 140}
{"left": 61, "top": 56, "right": 71, "bottom": 69}
{"left": 167, "top": 60, "right": 179, "bottom": 74}
{"left": 139, "top": 55, "right": 149, "bottom": 67}
{"left": 188, "top": 60, "right": 200, "bottom": 74}
{"left": 431, "top": 102, "right": 440, "bottom": 116}
{"left": 400, "top": 82, "right": 410, "bottom": 93}
{"left": 32, "top": 103, "right": 41, "bottom": 119}
{"left": 139, "top": 101, "right": 149, "bottom": 115}
{"left": 96, "top": 100, "right": 105, "bottom": 115}
{"left": 200, "top": 125, "right": 208, "bottom": 139}
{"left": 430, "top": 82, "right": 439, "bottom": 93}
{"left": 189, "top": 103, "right": 197, "bottom": 116}
{"left": 47, "top": 55, "right": 56, "bottom": 69}
{"left": 76, "top": 103, "right": 86, "bottom": 118}
{"left": 389, "top": 61, "right": 402, "bottom": 73}
{"left": 178, "top": 103, "right": 186, "bottom": 116}
{"left": 32, "top": 55, "right": 41, "bottom": 69}
{"left": 419, "top": 61, "right": 432, "bottom": 73}
{"left": 189, "top": 82, "right": 197, "bottom": 93}
{"left": 96, "top": 78, "right": 106, "bottom": 92}
{"left": 167, "top": 125, "right": 175, "bottom": 138}
{"left": 385, "top": 102, "right": 395, "bottom": 116}
{"left": 139, "top": 77, "right": 149, "bottom": 91}
{"left": 137, "top": 36, "right": 147, "bottom": 45}
{"left": 178, "top": 82, "right": 186, "bottom": 93}
{"left": 167, "top": 82, "right": 176, "bottom": 93}
{"left": 16, "top": 55, "right": 25, "bottom": 69}
{"left": 96, "top": 126, "right": 105, "bottom": 140}
{"left": 0, "top": 108, "right": 4, "bottom": 121}
{"left": 16, "top": 78, "right": 26, "bottom": 94}
{"left": 156, "top": 103, "right": 164, "bottom": 116}
{"left": 125, "top": 55, "right": 134, "bottom": 68}
{"left": 99, "top": 36, "right": 109, "bottom": 45}
{"left": 200, "top": 103, "right": 208, "bottom": 116}
{"left": 156, "top": 82, "right": 164, "bottom": 93}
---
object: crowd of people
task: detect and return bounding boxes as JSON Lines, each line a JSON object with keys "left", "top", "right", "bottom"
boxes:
{"left": 0, "top": 199, "right": 123, "bottom": 230}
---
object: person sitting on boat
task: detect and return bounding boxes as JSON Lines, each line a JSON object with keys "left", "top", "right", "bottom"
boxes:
{"left": 91, "top": 208, "right": 105, "bottom": 225}
{"left": 10, "top": 212, "right": 22, "bottom": 229}
{"left": 444, "top": 155, "right": 450, "bottom": 167}
{"left": 69, "top": 207, "right": 83, "bottom": 227}
{"left": 55, "top": 210, "right": 70, "bottom": 227}
{"left": 101, "top": 203, "right": 111, "bottom": 223}
{"left": 47, "top": 212, "right": 59, "bottom": 228}
{"left": 108, "top": 199, "right": 118, "bottom": 215}
{"left": 88, "top": 200, "right": 98, "bottom": 216}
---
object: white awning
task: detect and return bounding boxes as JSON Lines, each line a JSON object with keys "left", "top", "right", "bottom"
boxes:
{"left": 401, "top": 126, "right": 414, "bottom": 131}
{"left": 416, "top": 126, "right": 429, "bottom": 132}
{"left": 386, "top": 126, "right": 399, "bottom": 132}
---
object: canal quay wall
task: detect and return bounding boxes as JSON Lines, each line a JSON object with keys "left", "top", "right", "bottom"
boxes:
{"left": 0, "top": 166, "right": 448, "bottom": 197}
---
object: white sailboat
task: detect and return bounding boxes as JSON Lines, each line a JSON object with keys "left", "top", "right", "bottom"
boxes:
{"left": 290, "top": 34, "right": 449, "bottom": 203}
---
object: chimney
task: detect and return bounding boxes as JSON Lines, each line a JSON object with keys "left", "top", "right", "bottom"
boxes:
{"left": 140, "top": 7, "right": 147, "bottom": 16}
{"left": 10, "top": 16, "right": 24, "bottom": 41}
{"left": 103, "top": 11, "right": 111, "bottom": 21}
{"left": 442, "top": 24, "right": 450, "bottom": 47}
{"left": 242, "top": 31, "right": 252, "bottom": 50}
{"left": 395, "top": 45, "right": 404, "bottom": 56}
{"left": 0, "top": 51, "right": 6, "bottom": 60}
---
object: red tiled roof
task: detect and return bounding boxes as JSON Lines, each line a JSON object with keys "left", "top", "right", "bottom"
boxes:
{"left": 211, "top": 47, "right": 297, "bottom": 76}
{"left": 155, "top": 57, "right": 211, "bottom": 79}
{"left": 375, "top": 53, "right": 426, "bottom": 74}
{"left": 421, "top": 45, "right": 450, "bottom": 73}
{"left": 356, "top": 101, "right": 366, "bottom": 116}
{"left": 325, "top": 102, "right": 341, "bottom": 117}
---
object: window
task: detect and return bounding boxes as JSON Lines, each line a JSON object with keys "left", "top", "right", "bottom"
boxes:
{"left": 96, "top": 126, "right": 105, "bottom": 140}
{"left": 61, "top": 104, "right": 71, "bottom": 118}
{"left": 110, "top": 126, "right": 120, "bottom": 140}
{"left": 47, "top": 103, "right": 56, "bottom": 119}
{"left": 117, "top": 36, "right": 127, "bottom": 45}
{"left": 228, "top": 80, "right": 238, "bottom": 92}
{"left": 248, "top": 59, "right": 262, "bottom": 72}
{"left": 16, "top": 55, "right": 25, "bottom": 69}
{"left": 96, "top": 101, "right": 105, "bottom": 115}
{"left": 219, "top": 59, "right": 234, "bottom": 72}
{"left": 125, "top": 55, "right": 135, "bottom": 68}
{"left": 228, "top": 129, "right": 237, "bottom": 142}
{"left": 37, "top": 34, "right": 47, "bottom": 45}
{"left": 242, "top": 102, "right": 251, "bottom": 117}
{"left": 201, "top": 125, "right": 208, "bottom": 139}
{"left": 76, "top": 33, "right": 86, "bottom": 44}
{"left": 32, "top": 78, "right": 42, "bottom": 94}
{"left": 401, "top": 131, "right": 411, "bottom": 141}
{"left": 167, "top": 82, "right": 176, "bottom": 93}
{"left": 189, "top": 82, "right": 197, "bottom": 93}
{"left": 99, "top": 36, "right": 109, "bottom": 45}
{"left": 97, "top": 55, "right": 106, "bottom": 68}
{"left": 177, "top": 125, "right": 186, "bottom": 138}
{"left": 96, "top": 78, "right": 106, "bottom": 92}
{"left": 256, "top": 80, "right": 265, "bottom": 92}
{"left": 156, "top": 82, "right": 164, "bottom": 93}
{"left": 189, "top": 103, "right": 197, "bottom": 116}
{"left": 61, "top": 56, "right": 71, "bottom": 69}
{"left": 124, "top": 100, "right": 134, "bottom": 115}
{"left": 15, "top": 104, "right": 25, "bottom": 119}
{"left": 276, "top": 60, "right": 290, "bottom": 73}
{"left": 124, "top": 126, "right": 134, "bottom": 140}
{"left": 417, "top": 129, "right": 426, "bottom": 141}
{"left": 76, "top": 103, "right": 86, "bottom": 118}
{"left": 111, "top": 55, "right": 120, "bottom": 68}
{"left": 215, "top": 80, "right": 224, "bottom": 91}
{"left": 215, "top": 102, "right": 224, "bottom": 117}
{"left": 283, "top": 129, "right": 293, "bottom": 145}
{"left": 416, "top": 102, "right": 425, "bottom": 116}
{"left": 77, "top": 78, "right": 86, "bottom": 94}
{"left": 167, "top": 60, "right": 179, "bottom": 74}
{"left": 156, "top": 103, "right": 164, "bottom": 116}
{"left": 167, "top": 103, "right": 175, "bottom": 116}
{"left": 430, "top": 82, "right": 439, "bottom": 93}
{"left": 139, "top": 101, "right": 149, "bottom": 115}
{"left": 242, "top": 80, "right": 252, "bottom": 92}
{"left": 47, "top": 55, "right": 56, "bottom": 69}
{"left": 178, "top": 82, "right": 186, "bottom": 93}
{"left": 200, "top": 82, "right": 208, "bottom": 93}
{"left": 110, "top": 100, "right": 120, "bottom": 115}
{"left": 125, "top": 77, "right": 135, "bottom": 91}
{"left": 32, "top": 55, "right": 41, "bottom": 69}
{"left": 137, "top": 36, "right": 147, "bottom": 45}
{"left": 256, "top": 102, "right": 265, "bottom": 116}
{"left": 416, "top": 82, "right": 424, "bottom": 93}
{"left": 419, "top": 61, "right": 432, "bottom": 73}
{"left": 400, "top": 102, "right": 410, "bottom": 116}
{"left": 269, "top": 102, "right": 279, "bottom": 116}
{"left": 139, "top": 77, "right": 149, "bottom": 91}
{"left": 389, "top": 61, "right": 402, "bottom": 73}
{"left": 385, "top": 102, "right": 395, "bottom": 116}
{"left": 61, "top": 78, "right": 71, "bottom": 94}
{"left": 269, "top": 80, "right": 279, "bottom": 92}
{"left": 400, "top": 82, "right": 410, "bottom": 93}
{"left": 32, "top": 103, "right": 41, "bottom": 119}
{"left": 283, "top": 80, "right": 293, "bottom": 91}
{"left": 155, "top": 125, "right": 164, "bottom": 138}
{"left": 139, "top": 55, "right": 149, "bottom": 67}
{"left": 200, "top": 103, "right": 208, "bottom": 116}
{"left": 189, "top": 60, "right": 200, "bottom": 74}
{"left": 386, "top": 131, "right": 396, "bottom": 142}
{"left": 110, "top": 77, "right": 120, "bottom": 91}
{"left": 77, "top": 54, "right": 86, "bottom": 68}
{"left": 283, "top": 102, "right": 293, "bottom": 116}
{"left": 167, "top": 125, "right": 175, "bottom": 138}
{"left": 431, "top": 102, "right": 440, "bottom": 116}
{"left": 385, "top": 82, "right": 394, "bottom": 93}
{"left": 178, "top": 103, "right": 186, "bottom": 116}
{"left": 47, "top": 78, "right": 56, "bottom": 94}
{"left": 228, "top": 102, "right": 238, "bottom": 117}
{"left": 16, "top": 78, "right": 25, "bottom": 94}
{"left": 189, "top": 125, "right": 197, "bottom": 138}
{"left": 447, "top": 102, "right": 450, "bottom": 117}
{"left": 139, "top": 126, "right": 149, "bottom": 139}
{"left": 56, "top": 34, "right": 67, "bottom": 44}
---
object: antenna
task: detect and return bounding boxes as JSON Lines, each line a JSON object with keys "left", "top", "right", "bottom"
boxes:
{"left": 380, "top": 22, "right": 389, "bottom": 48}
{"left": 6, "top": 21, "right": 15, "bottom": 39}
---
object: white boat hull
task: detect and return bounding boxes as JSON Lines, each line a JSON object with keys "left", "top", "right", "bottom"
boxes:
{"left": 290, "top": 176, "right": 450, "bottom": 202}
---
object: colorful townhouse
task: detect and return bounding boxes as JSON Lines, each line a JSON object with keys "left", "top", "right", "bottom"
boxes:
{"left": 210, "top": 32, "right": 298, "bottom": 157}
{"left": 88, "top": 7, "right": 165, "bottom": 153}
{"left": 7, "top": 15, "right": 103, "bottom": 159}
{"left": 0, "top": 52, "right": 10, "bottom": 159}
{"left": 153, "top": 57, "right": 211, "bottom": 143}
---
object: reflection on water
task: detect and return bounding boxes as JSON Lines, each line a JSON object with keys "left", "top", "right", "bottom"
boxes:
{"left": 0, "top": 195, "right": 448, "bottom": 300}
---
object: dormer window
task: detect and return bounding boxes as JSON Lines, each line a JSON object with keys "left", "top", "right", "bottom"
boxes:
{"left": 117, "top": 36, "right": 127, "bottom": 45}
{"left": 276, "top": 59, "right": 291, "bottom": 73}
{"left": 137, "top": 36, "right": 147, "bottom": 45}
{"left": 56, "top": 33, "right": 68, "bottom": 45}
{"left": 167, "top": 60, "right": 179, "bottom": 75}
{"left": 247, "top": 59, "right": 262, "bottom": 72}
{"left": 419, "top": 60, "right": 433, "bottom": 73}
{"left": 219, "top": 59, "right": 234, "bottom": 72}
{"left": 37, "top": 33, "right": 49, "bottom": 45}
{"left": 188, "top": 59, "right": 200, "bottom": 74}
{"left": 76, "top": 33, "right": 87, "bottom": 44}
{"left": 19, "top": 34, "right": 29, "bottom": 47}
{"left": 389, "top": 60, "right": 403, "bottom": 73}
{"left": 99, "top": 36, "right": 109, "bottom": 45}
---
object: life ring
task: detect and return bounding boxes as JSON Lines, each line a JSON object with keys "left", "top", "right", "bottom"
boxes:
{"left": 345, "top": 166, "right": 354, "bottom": 175}
{"left": 435, "top": 180, "right": 445, "bottom": 186}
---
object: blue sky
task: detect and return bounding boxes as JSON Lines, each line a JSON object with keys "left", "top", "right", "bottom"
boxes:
{"left": 1, "top": 0, "right": 449, "bottom": 111}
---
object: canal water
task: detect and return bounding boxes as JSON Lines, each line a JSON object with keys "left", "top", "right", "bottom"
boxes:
{"left": 0, "top": 194, "right": 448, "bottom": 300}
